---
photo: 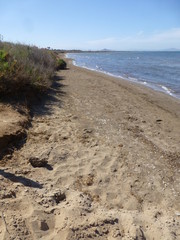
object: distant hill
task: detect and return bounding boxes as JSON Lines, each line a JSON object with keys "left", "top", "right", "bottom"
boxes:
{"left": 100, "top": 48, "right": 113, "bottom": 52}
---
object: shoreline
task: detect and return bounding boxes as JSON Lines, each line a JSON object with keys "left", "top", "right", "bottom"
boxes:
{"left": 65, "top": 54, "right": 180, "bottom": 118}
{"left": 66, "top": 53, "right": 180, "bottom": 101}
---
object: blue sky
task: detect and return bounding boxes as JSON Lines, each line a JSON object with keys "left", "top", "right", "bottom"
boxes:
{"left": 0, "top": 0, "right": 180, "bottom": 50}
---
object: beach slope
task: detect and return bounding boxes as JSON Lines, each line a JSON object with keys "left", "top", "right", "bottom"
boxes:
{"left": 0, "top": 56, "right": 180, "bottom": 240}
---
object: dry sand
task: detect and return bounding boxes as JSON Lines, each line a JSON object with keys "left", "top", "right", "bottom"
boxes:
{"left": 0, "top": 56, "right": 180, "bottom": 239}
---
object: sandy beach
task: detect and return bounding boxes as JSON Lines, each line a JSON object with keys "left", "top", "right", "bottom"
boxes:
{"left": 0, "top": 55, "right": 180, "bottom": 240}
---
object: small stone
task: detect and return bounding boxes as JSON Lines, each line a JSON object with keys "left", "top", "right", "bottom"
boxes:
{"left": 118, "top": 144, "right": 123, "bottom": 147}
{"left": 29, "top": 157, "right": 48, "bottom": 168}
{"left": 156, "top": 119, "right": 162, "bottom": 123}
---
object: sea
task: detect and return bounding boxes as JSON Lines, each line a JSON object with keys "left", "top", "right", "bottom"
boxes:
{"left": 67, "top": 51, "right": 180, "bottom": 99}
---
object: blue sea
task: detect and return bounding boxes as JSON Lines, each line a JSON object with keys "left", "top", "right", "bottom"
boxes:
{"left": 67, "top": 52, "right": 180, "bottom": 99}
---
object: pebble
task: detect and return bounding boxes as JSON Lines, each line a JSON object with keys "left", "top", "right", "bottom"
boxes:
{"left": 29, "top": 157, "right": 48, "bottom": 167}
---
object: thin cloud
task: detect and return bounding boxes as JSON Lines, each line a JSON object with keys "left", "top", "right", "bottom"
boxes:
{"left": 149, "top": 28, "right": 180, "bottom": 42}
{"left": 87, "top": 28, "right": 180, "bottom": 50}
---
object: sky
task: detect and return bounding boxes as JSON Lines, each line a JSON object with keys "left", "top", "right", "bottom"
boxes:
{"left": 0, "top": 0, "right": 180, "bottom": 50}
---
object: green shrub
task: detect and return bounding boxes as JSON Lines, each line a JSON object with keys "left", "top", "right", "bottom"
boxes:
{"left": 0, "top": 50, "right": 9, "bottom": 62}
{"left": 0, "top": 42, "right": 56, "bottom": 98}
{"left": 0, "top": 50, "right": 10, "bottom": 73}
{"left": 56, "top": 59, "right": 67, "bottom": 70}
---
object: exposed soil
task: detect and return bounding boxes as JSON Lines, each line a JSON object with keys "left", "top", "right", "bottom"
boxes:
{"left": 0, "top": 104, "right": 30, "bottom": 161}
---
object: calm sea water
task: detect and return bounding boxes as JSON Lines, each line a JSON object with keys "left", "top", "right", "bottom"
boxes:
{"left": 67, "top": 52, "right": 180, "bottom": 99}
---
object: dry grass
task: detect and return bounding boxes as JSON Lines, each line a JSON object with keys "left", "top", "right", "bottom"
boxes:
{"left": 0, "top": 41, "right": 57, "bottom": 98}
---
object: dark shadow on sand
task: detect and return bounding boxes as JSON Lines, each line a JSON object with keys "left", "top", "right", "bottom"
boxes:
{"left": 30, "top": 75, "right": 66, "bottom": 117}
{"left": 0, "top": 74, "right": 66, "bottom": 118}
{"left": 0, "top": 170, "right": 43, "bottom": 189}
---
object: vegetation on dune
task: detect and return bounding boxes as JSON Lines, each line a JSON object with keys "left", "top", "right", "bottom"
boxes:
{"left": 0, "top": 41, "right": 66, "bottom": 100}
{"left": 56, "top": 58, "right": 67, "bottom": 70}
{"left": 0, "top": 42, "right": 55, "bottom": 95}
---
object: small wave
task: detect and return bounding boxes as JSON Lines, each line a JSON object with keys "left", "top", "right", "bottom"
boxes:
{"left": 161, "top": 85, "right": 173, "bottom": 95}
{"left": 128, "top": 76, "right": 138, "bottom": 82}
{"left": 73, "top": 60, "right": 77, "bottom": 66}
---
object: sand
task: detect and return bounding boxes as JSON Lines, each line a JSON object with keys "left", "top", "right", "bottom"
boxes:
{"left": 0, "top": 55, "right": 180, "bottom": 239}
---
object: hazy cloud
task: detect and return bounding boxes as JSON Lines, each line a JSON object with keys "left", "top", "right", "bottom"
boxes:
{"left": 87, "top": 28, "right": 180, "bottom": 50}
{"left": 149, "top": 28, "right": 180, "bottom": 42}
